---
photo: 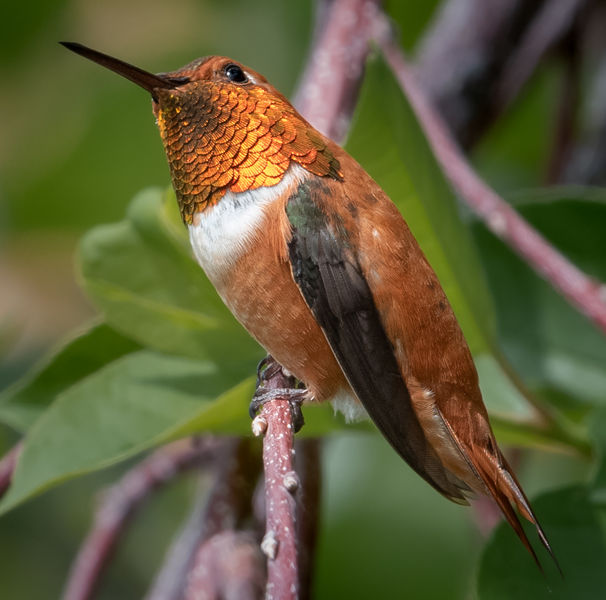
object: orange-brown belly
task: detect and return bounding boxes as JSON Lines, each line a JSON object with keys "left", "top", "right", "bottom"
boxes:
{"left": 218, "top": 241, "right": 348, "bottom": 403}
{"left": 188, "top": 168, "right": 350, "bottom": 402}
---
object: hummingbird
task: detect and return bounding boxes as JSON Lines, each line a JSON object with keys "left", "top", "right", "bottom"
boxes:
{"left": 61, "top": 42, "right": 557, "bottom": 568}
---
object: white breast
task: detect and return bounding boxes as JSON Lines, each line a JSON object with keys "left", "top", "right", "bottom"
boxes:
{"left": 188, "top": 164, "right": 307, "bottom": 285}
{"left": 188, "top": 163, "right": 368, "bottom": 425}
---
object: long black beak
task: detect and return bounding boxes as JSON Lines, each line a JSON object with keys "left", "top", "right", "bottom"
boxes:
{"left": 60, "top": 42, "right": 189, "bottom": 100}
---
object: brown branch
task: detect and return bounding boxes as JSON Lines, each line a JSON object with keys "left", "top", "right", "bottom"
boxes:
{"left": 62, "top": 438, "right": 218, "bottom": 600}
{"left": 0, "top": 441, "right": 22, "bottom": 499}
{"left": 415, "top": 0, "right": 542, "bottom": 148}
{"left": 145, "top": 438, "right": 262, "bottom": 600}
{"left": 562, "top": 2, "right": 606, "bottom": 184}
{"left": 375, "top": 14, "right": 606, "bottom": 335}
{"left": 546, "top": 31, "right": 581, "bottom": 183}
{"left": 251, "top": 358, "right": 301, "bottom": 600}
{"left": 183, "top": 530, "right": 265, "bottom": 600}
{"left": 495, "top": 0, "right": 589, "bottom": 112}
{"left": 415, "top": 0, "right": 589, "bottom": 149}
{"left": 294, "top": 0, "right": 382, "bottom": 142}
{"left": 145, "top": 483, "right": 211, "bottom": 600}
{"left": 197, "top": 437, "right": 262, "bottom": 538}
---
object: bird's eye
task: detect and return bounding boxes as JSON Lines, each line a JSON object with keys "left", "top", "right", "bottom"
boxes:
{"left": 224, "top": 64, "right": 248, "bottom": 83}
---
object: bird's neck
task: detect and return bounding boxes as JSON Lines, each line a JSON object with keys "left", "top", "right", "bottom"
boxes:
{"left": 155, "top": 85, "right": 342, "bottom": 224}
{"left": 188, "top": 163, "right": 310, "bottom": 285}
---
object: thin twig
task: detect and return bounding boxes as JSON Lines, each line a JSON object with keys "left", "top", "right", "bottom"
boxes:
{"left": 415, "top": 0, "right": 542, "bottom": 148}
{"left": 375, "top": 14, "right": 606, "bottom": 335}
{"left": 145, "top": 482, "right": 210, "bottom": 600}
{"left": 0, "top": 441, "right": 22, "bottom": 500}
{"left": 294, "top": 0, "right": 381, "bottom": 142}
{"left": 473, "top": 495, "right": 504, "bottom": 538}
{"left": 184, "top": 530, "right": 265, "bottom": 600}
{"left": 197, "top": 437, "right": 262, "bottom": 538}
{"left": 562, "top": 2, "right": 606, "bottom": 184}
{"left": 145, "top": 438, "right": 262, "bottom": 600}
{"left": 415, "top": 0, "right": 589, "bottom": 149}
{"left": 252, "top": 358, "right": 300, "bottom": 600}
{"left": 62, "top": 438, "right": 218, "bottom": 600}
{"left": 546, "top": 31, "right": 581, "bottom": 183}
{"left": 495, "top": 0, "right": 589, "bottom": 112}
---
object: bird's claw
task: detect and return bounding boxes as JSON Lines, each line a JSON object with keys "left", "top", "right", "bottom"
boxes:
{"left": 251, "top": 356, "right": 306, "bottom": 432}
{"left": 255, "top": 355, "right": 280, "bottom": 388}
{"left": 249, "top": 387, "right": 306, "bottom": 432}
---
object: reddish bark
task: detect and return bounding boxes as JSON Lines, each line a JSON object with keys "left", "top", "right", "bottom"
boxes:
{"left": 62, "top": 439, "right": 217, "bottom": 600}
{"left": 375, "top": 15, "right": 606, "bottom": 334}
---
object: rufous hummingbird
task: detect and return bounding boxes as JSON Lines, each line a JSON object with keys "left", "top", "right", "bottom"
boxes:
{"left": 61, "top": 42, "right": 557, "bottom": 568}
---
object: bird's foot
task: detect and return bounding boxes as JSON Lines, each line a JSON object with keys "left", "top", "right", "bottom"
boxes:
{"left": 254, "top": 355, "right": 277, "bottom": 388}
{"left": 249, "top": 387, "right": 307, "bottom": 433}
{"left": 250, "top": 355, "right": 306, "bottom": 432}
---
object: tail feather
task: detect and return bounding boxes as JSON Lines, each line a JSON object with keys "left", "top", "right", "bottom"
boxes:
{"left": 486, "top": 475, "right": 542, "bottom": 570}
{"left": 434, "top": 404, "right": 560, "bottom": 572}
{"left": 476, "top": 450, "right": 562, "bottom": 574}
{"left": 497, "top": 454, "right": 562, "bottom": 574}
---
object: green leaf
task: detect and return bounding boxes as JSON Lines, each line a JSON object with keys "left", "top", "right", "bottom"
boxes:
{"left": 384, "top": 0, "right": 442, "bottom": 50}
{"left": 479, "top": 342, "right": 606, "bottom": 598}
{"left": 472, "top": 189, "right": 606, "bottom": 410}
{"left": 78, "top": 187, "right": 263, "bottom": 379}
{"left": 475, "top": 355, "right": 533, "bottom": 419}
{"left": 0, "top": 348, "right": 353, "bottom": 514}
{"left": 0, "top": 323, "right": 140, "bottom": 431}
{"left": 0, "top": 351, "right": 250, "bottom": 514}
{"left": 316, "top": 433, "right": 477, "bottom": 599}
{"left": 477, "top": 486, "right": 606, "bottom": 599}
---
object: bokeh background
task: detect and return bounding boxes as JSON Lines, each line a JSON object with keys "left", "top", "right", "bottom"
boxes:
{"left": 1, "top": 1, "right": 603, "bottom": 598}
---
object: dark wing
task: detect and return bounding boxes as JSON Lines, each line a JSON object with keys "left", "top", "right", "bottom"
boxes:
{"left": 286, "top": 180, "right": 467, "bottom": 502}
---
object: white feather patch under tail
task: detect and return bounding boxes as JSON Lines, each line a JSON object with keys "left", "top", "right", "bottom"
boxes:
{"left": 330, "top": 389, "right": 369, "bottom": 423}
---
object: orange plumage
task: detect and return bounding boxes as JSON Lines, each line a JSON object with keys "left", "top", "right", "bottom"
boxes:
{"left": 155, "top": 57, "right": 341, "bottom": 223}
{"left": 62, "top": 43, "right": 559, "bottom": 571}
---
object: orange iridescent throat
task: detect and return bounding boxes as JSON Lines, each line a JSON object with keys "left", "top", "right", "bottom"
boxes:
{"left": 156, "top": 82, "right": 342, "bottom": 224}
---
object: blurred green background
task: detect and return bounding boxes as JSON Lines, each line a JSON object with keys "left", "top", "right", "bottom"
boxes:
{"left": 0, "top": 0, "right": 600, "bottom": 598}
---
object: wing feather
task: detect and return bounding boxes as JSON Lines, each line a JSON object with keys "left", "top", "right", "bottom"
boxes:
{"left": 286, "top": 179, "right": 467, "bottom": 502}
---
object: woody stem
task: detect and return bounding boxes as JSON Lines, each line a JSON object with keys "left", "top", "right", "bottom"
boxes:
{"left": 373, "top": 12, "right": 606, "bottom": 335}
{"left": 252, "top": 357, "right": 301, "bottom": 600}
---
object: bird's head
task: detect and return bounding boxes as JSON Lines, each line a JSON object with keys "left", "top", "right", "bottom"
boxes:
{"left": 62, "top": 43, "right": 341, "bottom": 223}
